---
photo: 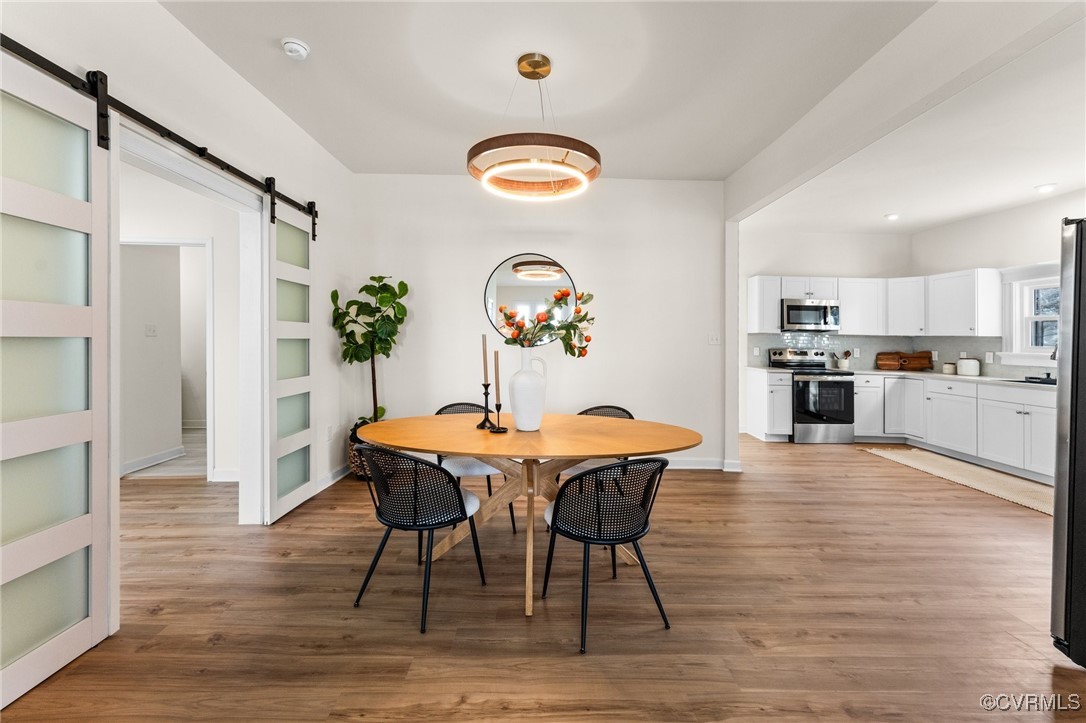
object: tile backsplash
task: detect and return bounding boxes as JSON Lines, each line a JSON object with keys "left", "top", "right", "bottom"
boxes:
{"left": 747, "top": 333, "right": 1054, "bottom": 379}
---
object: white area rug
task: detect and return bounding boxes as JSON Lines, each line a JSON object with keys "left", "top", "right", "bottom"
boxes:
{"left": 863, "top": 447, "right": 1053, "bottom": 515}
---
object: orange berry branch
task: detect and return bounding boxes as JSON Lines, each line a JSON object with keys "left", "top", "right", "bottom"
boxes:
{"left": 497, "top": 288, "right": 595, "bottom": 357}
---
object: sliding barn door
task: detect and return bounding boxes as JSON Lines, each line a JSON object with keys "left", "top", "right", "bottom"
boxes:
{"left": 0, "top": 55, "right": 110, "bottom": 706}
{"left": 266, "top": 203, "right": 316, "bottom": 522}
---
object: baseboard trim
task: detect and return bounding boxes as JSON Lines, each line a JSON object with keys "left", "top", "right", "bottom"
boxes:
{"left": 181, "top": 421, "right": 207, "bottom": 430}
{"left": 209, "top": 468, "right": 239, "bottom": 483}
{"left": 906, "top": 440, "right": 1054, "bottom": 485}
{"left": 666, "top": 457, "right": 728, "bottom": 471}
{"left": 722, "top": 459, "right": 743, "bottom": 473}
{"left": 318, "top": 465, "right": 350, "bottom": 490}
{"left": 121, "top": 446, "right": 185, "bottom": 475}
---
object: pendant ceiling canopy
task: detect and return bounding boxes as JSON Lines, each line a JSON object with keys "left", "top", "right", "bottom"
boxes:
{"left": 467, "top": 53, "right": 601, "bottom": 202}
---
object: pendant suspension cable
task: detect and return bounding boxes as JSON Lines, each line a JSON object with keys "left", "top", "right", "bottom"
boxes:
{"left": 543, "top": 79, "right": 559, "bottom": 134}
{"left": 498, "top": 76, "right": 520, "bottom": 130}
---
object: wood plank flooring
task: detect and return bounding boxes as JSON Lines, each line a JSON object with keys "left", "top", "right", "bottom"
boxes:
{"left": 6, "top": 437, "right": 1086, "bottom": 721}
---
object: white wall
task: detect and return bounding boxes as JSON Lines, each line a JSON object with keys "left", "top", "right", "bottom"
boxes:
{"left": 3, "top": 2, "right": 363, "bottom": 507}
{"left": 908, "top": 190, "right": 1086, "bottom": 274}
{"left": 179, "top": 247, "right": 206, "bottom": 428}
{"left": 120, "top": 246, "right": 181, "bottom": 471}
{"left": 355, "top": 175, "right": 725, "bottom": 467}
{"left": 120, "top": 164, "right": 238, "bottom": 479}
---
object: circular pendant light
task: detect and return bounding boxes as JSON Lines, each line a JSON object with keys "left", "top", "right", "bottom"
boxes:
{"left": 467, "top": 54, "right": 601, "bottom": 202}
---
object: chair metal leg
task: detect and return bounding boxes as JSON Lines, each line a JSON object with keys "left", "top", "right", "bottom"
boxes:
{"left": 632, "top": 540, "right": 670, "bottom": 629}
{"left": 469, "top": 517, "right": 486, "bottom": 586}
{"left": 611, "top": 545, "right": 617, "bottom": 579}
{"left": 420, "top": 529, "right": 435, "bottom": 633}
{"left": 365, "top": 481, "right": 378, "bottom": 509}
{"left": 486, "top": 475, "right": 493, "bottom": 496}
{"left": 580, "top": 543, "right": 590, "bottom": 654}
{"left": 354, "top": 526, "right": 393, "bottom": 607}
{"left": 508, "top": 502, "right": 517, "bottom": 534}
{"left": 542, "top": 530, "right": 557, "bottom": 598}
{"left": 417, "top": 530, "right": 423, "bottom": 566}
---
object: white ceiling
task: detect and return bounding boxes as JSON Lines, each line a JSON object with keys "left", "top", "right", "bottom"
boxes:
{"left": 742, "top": 19, "right": 1086, "bottom": 235}
{"left": 162, "top": 1, "right": 931, "bottom": 180}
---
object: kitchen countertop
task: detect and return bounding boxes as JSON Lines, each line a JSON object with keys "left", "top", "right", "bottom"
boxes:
{"left": 748, "top": 365, "right": 1057, "bottom": 390}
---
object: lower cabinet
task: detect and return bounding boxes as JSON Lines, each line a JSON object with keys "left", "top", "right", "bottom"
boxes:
{"left": 885, "top": 377, "right": 926, "bottom": 439}
{"left": 767, "top": 385, "right": 793, "bottom": 435}
{"left": 853, "top": 374, "right": 885, "bottom": 436}
{"left": 978, "top": 397, "right": 1057, "bottom": 476}
{"left": 926, "top": 391, "right": 978, "bottom": 456}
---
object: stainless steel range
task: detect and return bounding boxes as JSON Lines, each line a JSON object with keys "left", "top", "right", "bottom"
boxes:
{"left": 769, "top": 348, "right": 855, "bottom": 444}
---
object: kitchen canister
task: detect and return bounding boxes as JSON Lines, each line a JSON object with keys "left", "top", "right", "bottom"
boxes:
{"left": 957, "top": 358, "right": 981, "bottom": 376}
{"left": 942, "top": 363, "right": 957, "bottom": 375}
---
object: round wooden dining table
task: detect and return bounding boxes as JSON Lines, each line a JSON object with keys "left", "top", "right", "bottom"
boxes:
{"left": 357, "top": 413, "right": 702, "bottom": 616}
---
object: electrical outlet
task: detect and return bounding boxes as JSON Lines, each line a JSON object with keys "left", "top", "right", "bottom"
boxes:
{"left": 985, "top": 351, "right": 994, "bottom": 364}
{"left": 960, "top": 351, "right": 967, "bottom": 359}
{"left": 144, "top": 323, "right": 157, "bottom": 337}
{"left": 932, "top": 350, "right": 939, "bottom": 361}
{"left": 707, "top": 333, "right": 721, "bottom": 346}
{"left": 852, "top": 348, "right": 860, "bottom": 358}
{"left": 752, "top": 346, "right": 760, "bottom": 357}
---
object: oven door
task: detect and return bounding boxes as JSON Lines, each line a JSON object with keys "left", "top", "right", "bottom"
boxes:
{"left": 781, "top": 299, "right": 841, "bottom": 332}
{"left": 792, "top": 375, "right": 855, "bottom": 443}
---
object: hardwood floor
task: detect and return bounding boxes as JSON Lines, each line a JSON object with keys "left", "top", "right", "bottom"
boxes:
{"left": 7, "top": 437, "right": 1085, "bottom": 721}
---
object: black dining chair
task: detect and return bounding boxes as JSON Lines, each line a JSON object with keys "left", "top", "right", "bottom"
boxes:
{"left": 541, "top": 457, "right": 671, "bottom": 654}
{"left": 556, "top": 405, "right": 635, "bottom": 483}
{"left": 354, "top": 444, "right": 486, "bottom": 633}
{"left": 435, "top": 402, "right": 516, "bottom": 533}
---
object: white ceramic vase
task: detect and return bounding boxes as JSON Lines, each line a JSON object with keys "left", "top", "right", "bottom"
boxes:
{"left": 509, "top": 347, "right": 547, "bottom": 431}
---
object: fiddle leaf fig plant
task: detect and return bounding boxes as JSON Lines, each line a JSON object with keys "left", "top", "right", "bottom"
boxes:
{"left": 331, "top": 276, "right": 409, "bottom": 424}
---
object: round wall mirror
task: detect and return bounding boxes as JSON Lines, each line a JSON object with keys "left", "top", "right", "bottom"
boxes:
{"left": 483, "top": 253, "right": 576, "bottom": 346}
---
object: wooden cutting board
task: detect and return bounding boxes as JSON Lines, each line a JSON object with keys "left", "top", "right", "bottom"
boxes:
{"left": 876, "top": 352, "right": 903, "bottom": 370}
{"left": 900, "top": 351, "right": 934, "bottom": 370}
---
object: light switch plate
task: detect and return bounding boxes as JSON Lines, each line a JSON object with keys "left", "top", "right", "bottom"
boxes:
{"left": 753, "top": 346, "right": 760, "bottom": 357}
{"left": 144, "top": 324, "right": 157, "bottom": 337}
{"left": 960, "top": 351, "right": 967, "bottom": 358}
{"left": 985, "top": 351, "right": 994, "bottom": 363}
{"left": 932, "top": 350, "right": 939, "bottom": 361}
{"left": 853, "top": 348, "right": 860, "bottom": 358}
{"left": 707, "top": 333, "right": 721, "bottom": 345}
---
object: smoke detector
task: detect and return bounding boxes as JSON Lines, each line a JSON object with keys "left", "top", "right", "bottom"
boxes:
{"left": 281, "top": 38, "right": 310, "bottom": 61}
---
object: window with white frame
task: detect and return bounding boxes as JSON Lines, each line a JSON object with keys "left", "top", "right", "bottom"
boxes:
{"left": 1020, "top": 277, "right": 1059, "bottom": 350}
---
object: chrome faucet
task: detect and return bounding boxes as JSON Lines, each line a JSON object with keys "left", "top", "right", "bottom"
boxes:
{"left": 1051, "top": 344, "right": 1058, "bottom": 361}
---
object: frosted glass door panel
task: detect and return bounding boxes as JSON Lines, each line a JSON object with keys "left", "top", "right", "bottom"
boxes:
{"left": 276, "top": 220, "right": 309, "bottom": 269}
{"left": 1, "top": 443, "right": 88, "bottom": 545}
{"left": 1, "top": 547, "right": 89, "bottom": 668}
{"left": 276, "top": 279, "right": 309, "bottom": 323}
{"left": 277, "top": 446, "right": 310, "bottom": 498}
{"left": 277, "top": 393, "right": 310, "bottom": 439}
{"left": 1, "top": 214, "right": 88, "bottom": 305}
{"left": 276, "top": 339, "right": 309, "bottom": 380}
{"left": 0, "top": 337, "right": 88, "bottom": 422}
{"left": 1, "top": 92, "right": 88, "bottom": 201}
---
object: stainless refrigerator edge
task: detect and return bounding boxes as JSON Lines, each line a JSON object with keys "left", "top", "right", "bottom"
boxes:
{"left": 1053, "top": 217, "right": 1086, "bottom": 665}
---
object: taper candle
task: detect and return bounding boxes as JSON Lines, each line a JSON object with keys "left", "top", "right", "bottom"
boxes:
{"left": 494, "top": 350, "right": 501, "bottom": 405}
{"left": 482, "top": 333, "right": 489, "bottom": 383}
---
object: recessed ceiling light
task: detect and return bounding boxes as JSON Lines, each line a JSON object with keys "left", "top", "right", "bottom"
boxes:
{"left": 1035, "top": 183, "right": 1058, "bottom": 194}
{"left": 884, "top": 213, "right": 900, "bottom": 221}
{"left": 281, "top": 38, "right": 310, "bottom": 61}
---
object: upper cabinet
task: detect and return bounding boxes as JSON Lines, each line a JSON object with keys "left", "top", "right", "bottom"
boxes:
{"left": 838, "top": 278, "right": 887, "bottom": 336}
{"left": 887, "top": 276, "right": 926, "bottom": 336}
{"left": 747, "top": 275, "right": 782, "bottom": 333}
{"left": 925, "top": 269, "right": 1002, "bottom": 336}
{"left": 782, "top": 276, "right": 838, "bottom": 300}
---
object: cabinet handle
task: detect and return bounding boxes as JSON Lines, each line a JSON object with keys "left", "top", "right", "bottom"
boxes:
{"left": 946, "top": 386, "right": 953, "bottom": 390}
{"left": 926, "top": 397, "right": 932, "bottom": 401}
{"left": 919, "top": 327, "right": 924, "bottom": 331}
{"left": 1015, "top": 410, "right": 1023, "bottom": 415}
{"left": 969, "top": 327, "right": 975, "bottom": 331}
{"left": 1023, "top": 411, "right": 1031, "bottom": 416}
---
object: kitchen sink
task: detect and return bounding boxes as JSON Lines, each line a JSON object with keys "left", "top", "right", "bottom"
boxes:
{"left": 1007, "top": 377, "right": 1057, "bottom": 385}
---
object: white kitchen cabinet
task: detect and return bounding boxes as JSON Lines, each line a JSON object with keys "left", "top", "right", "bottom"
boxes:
{"left": 887, "top": 276, "right": 926, "bottom": 336}
{"left": 1025, "top": 405, "right": 1057, "bottom": 476}
{"left": 926, "top": 378, "right": 978, "bottom": 456}
{"left": 838, "top": 278, "right": 887, "bottom": 335}
{"left": 976, "top": 385, "right": 1057, "bottom": 477}
{"left": 926, "top": 268, "right": 1002, "bottom": 336}
{"left": 747, "top": 275, "right": 782, "bottom": 333}
{"left": 977, "top": 398, "right": 1025, "bottom": 468}
{"left": 767, "top": 385, "right": 793, "bottom": 435}
{"left": 885, "top": 377, "right": 925, "bottom": 438}
{"left": 781, "top": 276, "right": 838, "bottom": 300}
{"left": 745, "top": 368, "right": 792, "bottom": 441}
{"left": 853, "top": 374, "right": 886, "bottom": 436}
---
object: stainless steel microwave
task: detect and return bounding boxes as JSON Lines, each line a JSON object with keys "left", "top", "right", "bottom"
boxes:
{"left": 781, "top": 298, "right": 840, "bottom": 332}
